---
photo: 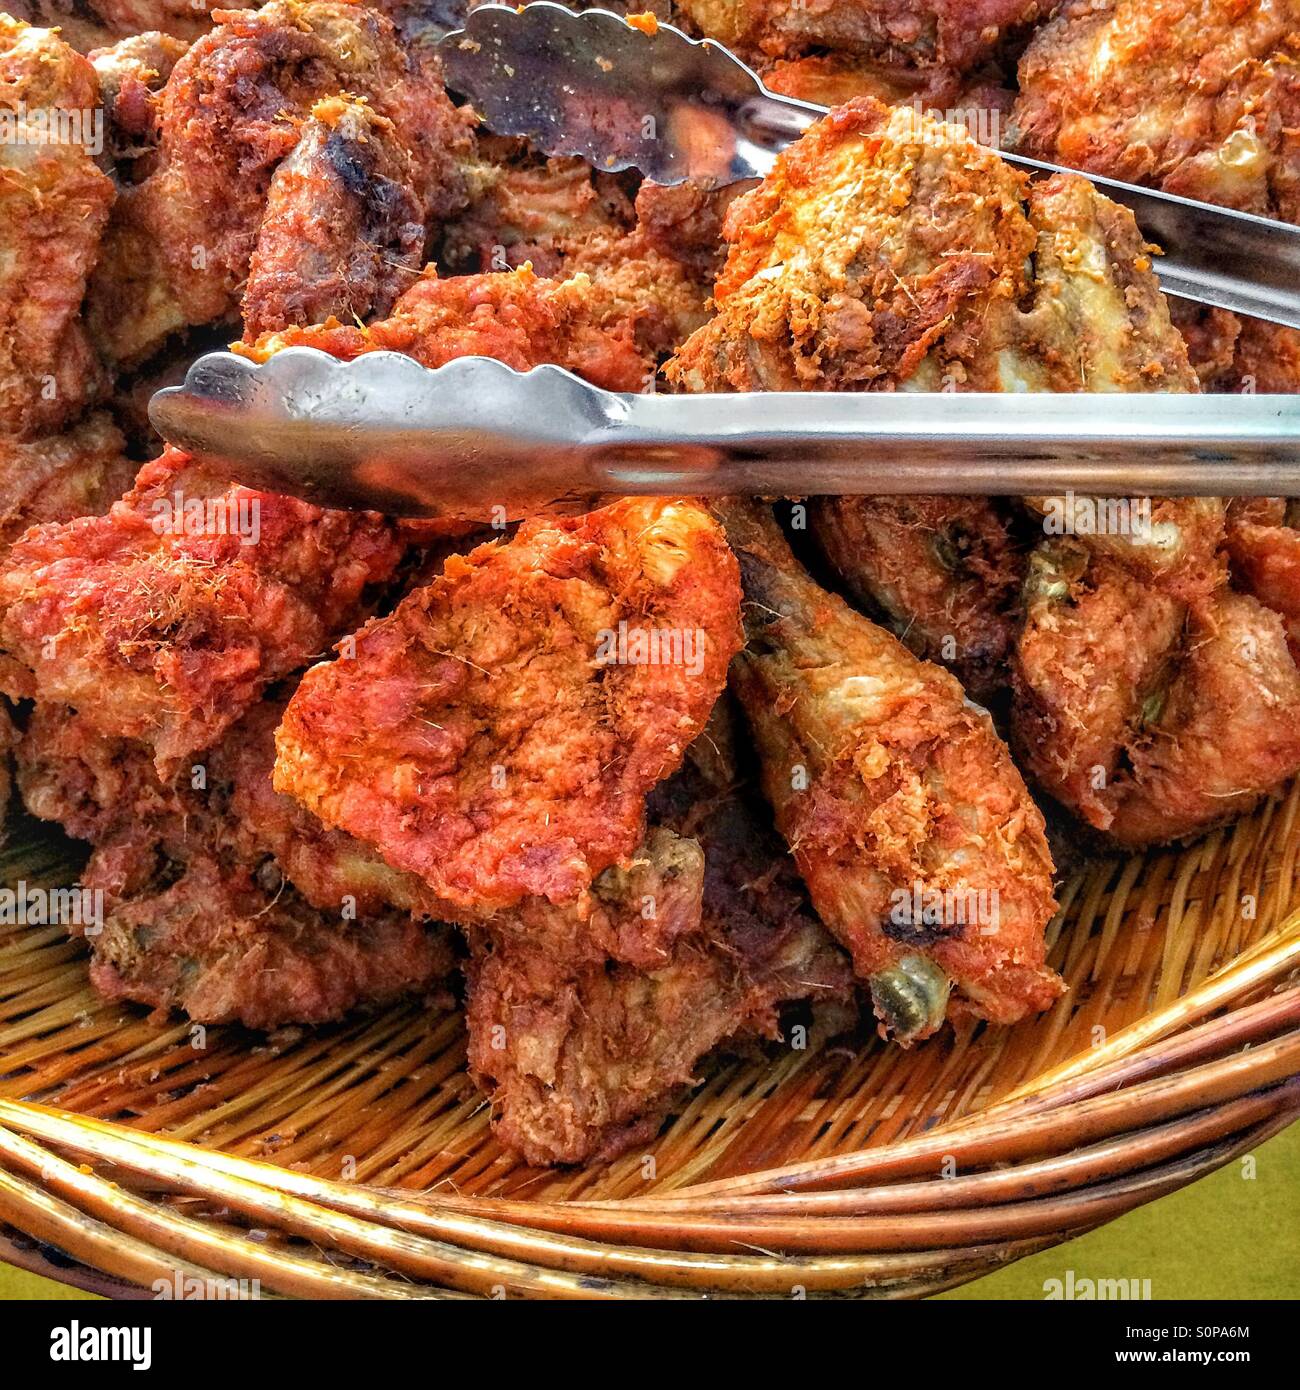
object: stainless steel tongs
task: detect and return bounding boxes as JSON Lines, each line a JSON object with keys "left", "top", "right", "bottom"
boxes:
{"left": 149, "top": 5, "right": 1300, "bottom": 512}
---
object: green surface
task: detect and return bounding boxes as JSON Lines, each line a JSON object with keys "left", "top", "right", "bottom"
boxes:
{"left": 2, "top": 1119, "right": 1296, "bottom": 1300}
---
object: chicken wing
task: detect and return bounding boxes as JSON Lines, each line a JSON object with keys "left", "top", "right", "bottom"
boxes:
{"left": 274, "top": 497, "right": 742, "bottom": 917}
{"left": 719, "top": 500, "right": 1062, "bottom": 1041}
{"left": 0, "top": 447, "right": 407, "bottom": 771}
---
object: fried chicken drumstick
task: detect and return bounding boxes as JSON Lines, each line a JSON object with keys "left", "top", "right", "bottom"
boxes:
{"left": 719, "top": 501, "right": 1063, "bottom": 1042}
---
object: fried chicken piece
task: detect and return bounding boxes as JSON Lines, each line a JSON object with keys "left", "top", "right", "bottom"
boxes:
{"left": 274, "top": 497, "right": 742, "bottom": 916}
{"left": 811, "top": 496, "right": 1024, "bottom": 702}
{"left": 1225, "top": 498, "right": 1300, "bottom": 659}
{"left": 1012, "top": 542, "right": 1189, "bottom": 833}
{"left": 720, "top": 501, "right": 1063, "bottom": 1040}
{"left": 90, "top": 30, "right": 189, "bottom": 167}
{"left": 0, "top": 447, "right": 407, "bottom": 771}
{"left": 1012, "top": 0, "right": 1300, "bottom": 398}
{"left": 437, "top": 143, "right": 720, "bottom": 363}
{"left": 438, "top": 139, "right": 637, "bottom": 278}
{"left": 238, "top": 264, "right": 653, "bottom": 392}
{"left": 207, "top": 695, "right": 442, "bottom": 917}
{"left": 87, "top": 854, "right": 456, "bottom": 1029}
{"left": 0, "top": 414, "right": 137, "bottom": 557}
{"left": 85, "top": 0, "right": 475, "bottom": 367}
{"left": 1012, "top": 539, "right": 1300, "bottom": 846}
{"left": 0, "top": 19, "right": 115, "bottom": 438}
{"left": 674, "top": 0, "right": 1046, "bottom": 70}
{"left": 78, "top": 0, "right": 238, "bottom": 43}
{"left": 467, "top": 735, "right": 854, "bottom": 1166}
{"left": 1025, "top": 493, "right": 1226, "bottom": 603}
{"left": 1103, "top": 590, "right": 1300, "bottom": 846}
{"left": 17, "top": 699, "right": 458, "bottom": 1026}
{"left": 16, "top": 700, "right": 211, "bottom": 897}
{"left": 241, "top": 96, "right": 430, "bottom": 339}
{"left": 762, "top": 51, "right": 1015, "bottom": 145}
{"left": 665, "top": 99, "right": 1197, "bottom": 394}
{"left": 1011, "top": 0, "right": 1300, "bottom": 223}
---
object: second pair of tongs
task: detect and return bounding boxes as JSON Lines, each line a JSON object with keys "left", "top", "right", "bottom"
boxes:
{"left": 149, "top": 4, "right": 1300, "bottom": 513}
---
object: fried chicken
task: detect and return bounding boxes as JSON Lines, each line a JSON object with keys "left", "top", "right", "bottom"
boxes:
{"left": 85, "top": 0, "right": 476, "bottom": 367}
{"left": 466, "top": 718, "right": 854, "bottom": 1166}
{"left": 274, "top": 497, "right": 742, "bottom": 917}
{"left": 762, "top": 50, "right": 1016, "bottom": 144}
{"left": 1225, "top": 499, "right": 1300, "bottom": 660}
{"left": 811, "top": 496, "right": 1025, "bottom": 703}
{"left": 1011, "top": 540, "right": 1300, "bottom": 846}
{"left": 238, "top": 264, "right": 654, "bottom": 392}
{"left": 89, "top": 30, "right": 189, "bottom": 168}
{"left": 1012, "top": 0, "right": 1300, "bottom": 222}
{"left": 240, "top": 96, "right": 432, "bottom": 339}
{"left": 0, "top": 447, "right": 407, "bottom": 771}
{"left": 1011, "top": 0, "right": 1300, "bottom": 397}
{"left": 674, "top": 0, "right": 1047, "bottom": 70}
{"left": 16, "top": 698, "right": 458, "bottom": 1027}
{"left": 0, "top": 18, "right": 115, "bottom": 438}
{"left": 719, "top": 501, "right": 1063, "bottom": 1040}
{"left": 0, "top": 414, "right": 137, "bottom": 557}
{"left": 665, "top": 98, "right": 1197, "bottom": 394}
{"left": 1012, "top": 541, "right": 1189, "bottom": 833}
{"left": 87, "top": 853, "right": 457, "bottom": 1029}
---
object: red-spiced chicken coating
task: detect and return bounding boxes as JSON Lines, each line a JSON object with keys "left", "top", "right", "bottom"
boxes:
{"left": 274, "top": 497, "right": 742, "bottom": 916}
{"left": 0, "top": 415, "right": 137, "bottom": 557}
{"left": 239, "top": 264, "right": 654, "bottom": 392}
{"left": 0, "top": 447, "right": 407, "bottom": 770}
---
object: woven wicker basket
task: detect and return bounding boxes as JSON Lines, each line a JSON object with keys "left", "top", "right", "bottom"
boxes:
{"left": 1, "top": 778, "right": 1298, "bottom": 1300}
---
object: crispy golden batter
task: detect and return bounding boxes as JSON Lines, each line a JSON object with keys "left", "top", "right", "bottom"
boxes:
{"left": 675, "top": 0, "right": 1046, "bottom": 69}
{"left": 720, "top": 501, "right": 1062, "bottom": 1039}
{"left": 0, "top": 19, "right": 115, "bottom": 438}
{"left": 0, "top": 414, "right": 137, "bottom": 556}
{"left": 0, "top": 448, "right": 407, "bottom": 771}
{"left": 1107, "top": 590, "right": 1300, "bottom": 845}
{"left": 239, "top": 265, "right": 656, "bottom": 392}
{"left": 1012, "top": 542, "right": 1189, "bottom": 832}
{"left": 85, "top": 0, "right": 475, "bottom": 367}
{"left": 1012, "top": 0, "right": 1300, "bottom": 222}
{"left": 665, "top": 99, "right": 1197, "bottom": 394}
{"left": 274, "top": 497, "right": 742, "bottom": 916}
{"left": 812, "top": 496, "right": 1024, "bottom": 702}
